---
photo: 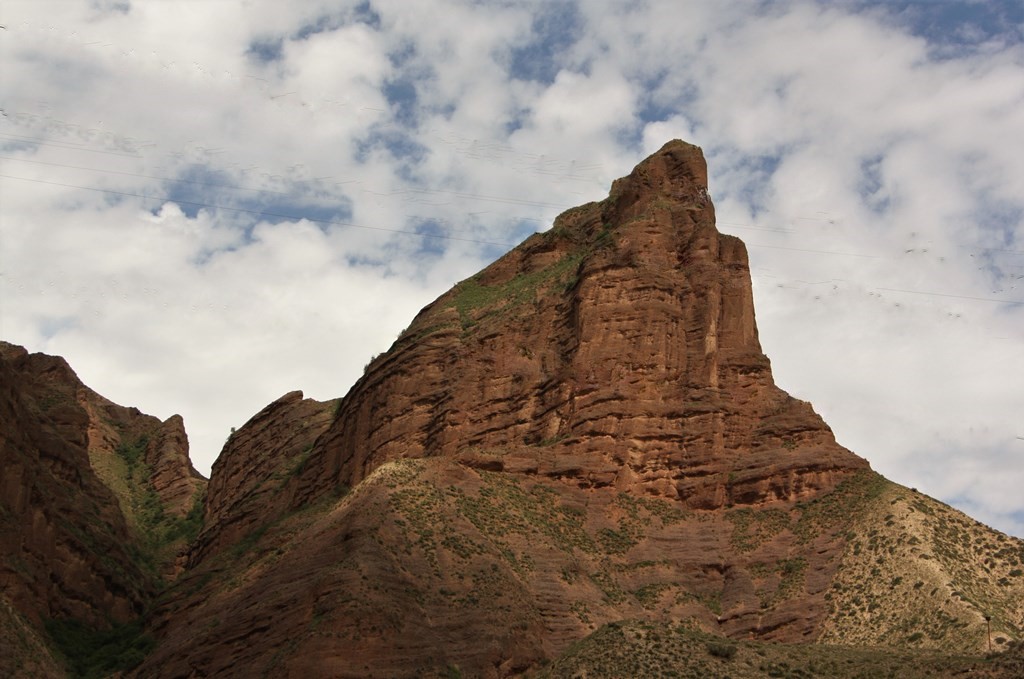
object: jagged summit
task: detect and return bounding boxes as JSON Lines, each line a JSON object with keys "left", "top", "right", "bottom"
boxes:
{"left": 294, "top": 139, "right": 867, "bottom": 508}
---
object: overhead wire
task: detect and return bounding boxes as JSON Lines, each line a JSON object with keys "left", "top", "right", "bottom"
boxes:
{"left": 0, "top": 173, "right": 520, "bottom": 248}
{"left": 1, "top": 144, "right": 1022, "bottom": 308}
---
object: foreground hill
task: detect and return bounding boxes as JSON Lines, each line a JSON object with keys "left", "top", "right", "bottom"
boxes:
{"left": 539, "top": 620, "right": 1024, "bottom": 678}
{"left": 2, "top": 141, "right": 1021, "bottom": 677}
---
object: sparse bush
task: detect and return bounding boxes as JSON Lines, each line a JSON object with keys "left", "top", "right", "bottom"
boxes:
{"left": 115, "top": 436, "right": 148, "bottom": 469}
{"left": 707, "top": 641, "right": 737, "bottom": 659}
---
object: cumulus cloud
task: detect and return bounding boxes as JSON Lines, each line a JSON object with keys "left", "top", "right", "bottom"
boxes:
{"left": 1, "top": 0, "right": 1021, "bottom": 536}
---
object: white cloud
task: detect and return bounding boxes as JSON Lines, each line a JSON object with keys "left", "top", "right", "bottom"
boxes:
{"left": 1, "top": 0, "right": 1021, "bottom": 538}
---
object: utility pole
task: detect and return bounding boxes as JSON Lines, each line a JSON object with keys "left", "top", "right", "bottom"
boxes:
{"left": 984, "top": 614, "right": 992, "bottom": 653}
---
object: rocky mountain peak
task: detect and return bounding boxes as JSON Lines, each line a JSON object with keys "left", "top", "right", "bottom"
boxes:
{"left": 608, "top": 138, "right": 711, "bottom": 214}
{"left": 294, "top": 140, "right": 867, "bottom": 509}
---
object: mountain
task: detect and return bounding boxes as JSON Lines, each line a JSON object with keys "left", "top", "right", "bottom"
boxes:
{"left": 2, "top": 140, "right": 1022, "bottom": 678}
{"left": 0, "top": 341, "right": 205, "bottom": 677}
{"left": 136, "top": 141, "right": 1023, "bottom": 677}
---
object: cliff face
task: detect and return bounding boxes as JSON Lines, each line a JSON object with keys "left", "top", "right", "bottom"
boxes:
{"left": 189, "top": 390, "right": 337, "bottom": 565}
{"left": 0, "top": 343, "right": 153, "bottom": 627}
{"left": 0, "top": 341, "right": 207, "bottom": 675}
{"left": 298, "top": 140, "right": 866, "bottom": 508}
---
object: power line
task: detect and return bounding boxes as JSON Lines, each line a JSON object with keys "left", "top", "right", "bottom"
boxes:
{"left": 0, "top": 154, "right": 301, "bottom": 196}
{"left": 0, "top": 153, "right": 580, "bottom": 211}
{"left": 2, "top": 159, "right": 1021, "bottom": 308}
{"left": 874, "top": 287, "right": 1023, "bottom": 306}
{"left": 745, "top": 242, "right": 883, "bottom": 259}
{"left": 0, "top": 132, "right": 141, "bottom": 158}
{"left": 0, "top": 173, "right": 520, "bottom": 248}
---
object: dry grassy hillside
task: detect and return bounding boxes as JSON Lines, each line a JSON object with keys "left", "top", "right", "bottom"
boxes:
{"left": 821, "top": 481, "right": 1024, "bottom": 652}
{"left": 535, "top": 619, "right": 1021, "bottom": 678}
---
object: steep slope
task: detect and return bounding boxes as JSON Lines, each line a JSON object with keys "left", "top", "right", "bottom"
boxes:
{"left": 821, "top": 482, "right": 1024, "bottom": 652}
{"left": 7, "top": 141, "right": 1021, "bottom": 679}
{"left": 189, "top": 390, "right": 338, "bottom": 565}
{"left": 0, "top": 342, "right": 207, "bottom": 676}
{"left": 0, "top": 344, "right": 154, "bottom": 625}
{"left": 140, "top": 458, "right": 872, "bottom": 678}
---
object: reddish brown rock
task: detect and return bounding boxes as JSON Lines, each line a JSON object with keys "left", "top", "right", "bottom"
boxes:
{"left": 141, "top": 460, "right": 891, "bottom": 678}
{"left": 8, "top": 129, "right": 1024, "bottom": 679}
{"left": 297, "top": 140, "right": 867, "bottom": 507}
{"left": 189, "top": 390, "right": 338, "bottom": 565}
{"left": 0, "top": 340, "right": 207, "bottom": 644}
{"left": 0, "top": 343, "right": 152, "bottom": 628}
{"left": 134, "top": 141, "right": 885, "bottom": 678}
{"left": 145, "top": 414, "right": 205, "bottom": 518}
{"left": 13, "top": 141, "right": 1018, "bottom": 678}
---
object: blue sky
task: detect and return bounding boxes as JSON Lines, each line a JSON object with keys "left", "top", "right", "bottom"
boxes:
{"left": 1, "top": 0, "right": 1022, "bottom": 537}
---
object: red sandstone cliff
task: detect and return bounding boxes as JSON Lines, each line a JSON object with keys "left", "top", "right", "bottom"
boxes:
{"left": 296, "top": 140, "right": 866, "bottom": 507}
{"left": 189, "top": 390, "right": 337, "bottom": 565}
{"left": 0, "top": 343, "right": 153, "bottom": 626}
{"left": 7, "top": 141, "right": 1021, "bottom": 678}
{"left": 0, "top": 341, "right": 206, "bottom": 675}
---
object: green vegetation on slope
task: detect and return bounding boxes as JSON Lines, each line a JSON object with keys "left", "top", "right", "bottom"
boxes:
{"left": 822, "top": 480, "right": 1024, "bottom": 652}
{"left": 0, "top": 597, "right": 64, "bottom": 677}
{"left": 449, "top": 251, "right": 584, "bottom": 330}
{"left": 44, "top": 617, "right": 154, "bottom": 679}
{"left": 93, "top": 436, "right": 205, "bottom": 578}
{"left": 536, "top": 619, "right": 1016, "bottom": 679}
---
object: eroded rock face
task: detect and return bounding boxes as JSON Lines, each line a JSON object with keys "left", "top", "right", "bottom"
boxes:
{"left": 0, "top": 343, "right": 152, "bottom": 627}
{"left": 0, "top": 341, "right": 208, "bottom": 635}
{"left": 141, "top": 460, "right": 899, "bottom": 679}
{"left": 145, "top": 414, "right": 205, "bottom": 518}
{"left": 298, "top": 140, "right": 867, "bottom": 508}
{"left": 189, "top": 390, "right": 337, "bottom": 565}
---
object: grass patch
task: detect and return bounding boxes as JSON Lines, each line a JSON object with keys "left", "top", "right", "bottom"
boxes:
{"left": 792, "top": 470, "right": 888, "bottom": 543}
{"left": 448, "top": 252, "right": 583, "bottom": 330}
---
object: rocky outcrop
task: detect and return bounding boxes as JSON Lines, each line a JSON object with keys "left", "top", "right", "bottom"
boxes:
{"left": 144, "top": 414, "right": 205, "bottom": 518}
{"left": 131, "top": 141, "right": 890, "bottom": 677}
{"left": 0, "top": 343, "right": 153, "bottom": 628}
{"left": 297, "top": 140, "right": 866, "bottom": 508}
{"left": 0, "top": 339, "right": 208, "bottom": 668}
{"left": 9, "top": 141, "right": 1021, "bottom": 678}
{"left": 160, "top": 456, "right": 840, "bottom": 678}
{"left": 189, "top": 390, "right": 337, "bottom": 565}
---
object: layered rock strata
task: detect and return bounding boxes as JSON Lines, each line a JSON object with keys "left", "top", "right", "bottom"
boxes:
{"left": 189, "top": 390, "right": 338, "bottom": 565}
{"left": 297, "top": 140, "right": 867, "bottom": 508}
{"left": 0, "top": 343, "right": 153, "bottom": 628}
{"left": 0, "top": 341, "right": 206, "bottom": 631}
{"left": 134, "top": 141, "right": 887, "bottom": 677}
